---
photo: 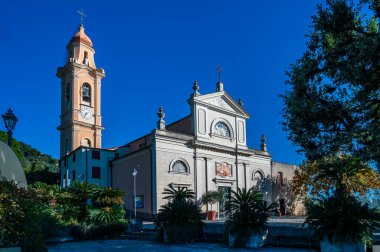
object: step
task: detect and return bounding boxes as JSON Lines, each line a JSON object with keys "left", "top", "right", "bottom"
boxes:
{"left": 120, "top": 234, "right": 159, "bottom": 241}
{"left": 123, "top": 230, "right": 159, "bottom": 237}
{"left": 373, "top": 233, "right": 380, "bottom": 243}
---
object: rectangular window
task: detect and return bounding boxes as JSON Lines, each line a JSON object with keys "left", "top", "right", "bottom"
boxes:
{"left": 72, "top": 170, "right": 76, "bottom": 181}
{"left": 73, "top": 152, "right": 76, "bottom": 162}
{"left": 278, "top": 172, "right": 284, "bottom": 186}
{"left": 92, "top": 166, "right": 101, "bottom": 179}
{"left": 92, "top": 150, "right": 100, "bottom": 160}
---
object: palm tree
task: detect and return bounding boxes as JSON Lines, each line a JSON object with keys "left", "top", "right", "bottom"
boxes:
{"left": 225, "top": 187, "right": 277, "bottom": 247}
{"left": 201, "top": 190, "right": 224, "bottom": 211}
{"left": 92, "top": 186, "right": 125, "bottom": 208}
{"left": 68, "top": 181, "right": 95, "bottom": 222}
{"left": 306, "top": 194, "right": 380, "bottom": 244}
{"left": 155, "top": 191, "right": 203, "bottom": 243}
{"left": 162, "top": 184, "right": 195, "bottom": 202}
{"left": 315, "top": 155, "right": 369, "bottom": 197}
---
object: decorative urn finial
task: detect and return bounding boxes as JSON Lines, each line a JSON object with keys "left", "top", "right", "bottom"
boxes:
{"left": 260, "top": 134, "right": 267, "bottom": 152}
{"left": 157, "top": 106, "right": 166, "bottom": 130}
{"left": 191, "top": 80, "right": 200, "bottom": 97}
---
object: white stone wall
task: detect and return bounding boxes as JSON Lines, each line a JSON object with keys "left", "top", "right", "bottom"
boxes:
{"left": 191, "top": 92, "right": 249, "bottom": 150}
{"left": 154, "top": 133, "right": 195, "bottom": 210}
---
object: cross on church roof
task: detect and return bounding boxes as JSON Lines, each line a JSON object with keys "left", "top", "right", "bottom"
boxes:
{"left": 77, "top": 9, "right": 86, "bottom": 26}
{"left": 216, "top": 64, "right": 223, "bottom": 82}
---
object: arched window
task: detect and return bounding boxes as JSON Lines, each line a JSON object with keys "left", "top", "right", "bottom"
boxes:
{"left": 213, "top": 121, "right": 231, "bottom": 137}
{"left": 82, "top": 83, "right": 91, "bottom": 103}
{"left": 65, "top": 83, "right": 70, "bottom": 102}
{"left": 253, "top": 171, "right": 264, "bottom": 181}
{"left": 171, "top": 160, "right": 188, "bottom": 173}
{"left": 81, "top": 138, "right": 91, "bottom": 147}
{"left": 83, "top": 51, "right": 89, "bottom": 65}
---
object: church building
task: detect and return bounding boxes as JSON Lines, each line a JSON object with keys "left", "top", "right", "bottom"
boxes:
{"left": 58, "top": 24, "right": 304, "bottom": 219}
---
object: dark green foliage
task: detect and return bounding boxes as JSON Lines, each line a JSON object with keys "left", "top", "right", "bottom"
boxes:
{"left": 89, "top": 206, "right": 126, "bottom": 224}
{"left": 0, "top": 130, "right": 59, "bottom": 184}
{"left": 225, "top": 187, "right": 277, "bottom": 247}
{"left": 92, "top": 186, "right": 125, "bottom": 208}
{"left": 71, "top": 222, "right": 128, "bottom": 240}
{"left": 200, "top": 190, "right": 224, "bottom": 211}
{"left": 26, "top": 167, "right": 59, "bottom": 185}
{"left": 68, "top": 181, "right": 95, "bottom": 222}
{"left": 1, "top": 179, "right": 128, "bottom": 249}
{"left": 281, "top": 0, "right": 380, "bottom": 245}
{"left": 281, "top": 0, "right": 380, "bottom": 168}
{"left": 0, "top": 178, "right": 59, "bottom": 251}
{"left": 155, "top": 185, "right": 203, "bottom": 243}
{"left": 306, "top": 194, "right": 380, "bottom": 243}
{"left": 162, "top": 184, "right": 195, "bottom": 201}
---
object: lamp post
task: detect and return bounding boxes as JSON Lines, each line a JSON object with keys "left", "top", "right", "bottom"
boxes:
{"left": 132, "top": 167, "right": 138, "bottom": 220}
{"left": 2, "top": 108, "right": 18, "bottom": 147}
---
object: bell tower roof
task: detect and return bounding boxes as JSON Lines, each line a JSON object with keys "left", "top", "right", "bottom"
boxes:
{"left": 69, "top": 25, "right": 93, "bottom": 47}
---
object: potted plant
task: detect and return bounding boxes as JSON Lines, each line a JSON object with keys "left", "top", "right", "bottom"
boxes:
{"left": 201, "top": 190, "right": 223, "bottom": 221}
{"left": 225, "top": 187, "right": 277, "bottom": 248}
{"left": 155, "top": 184, "right": 203, "bottom": 243}
{"left": 301, "top": 156, "right": 380, "bottom": 251}
{"left": 307, "top": 194, "right": 380, "bottom": 252}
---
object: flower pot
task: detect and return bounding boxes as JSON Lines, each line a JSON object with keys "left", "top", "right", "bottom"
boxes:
{"left": 229, "top": 229, "right": 268, "bottom": 248}
{"left": 206, "top": 210, "right": 217, "bottom": 221}
{"left": 320, "top": 238, "right": 366, "bottom": 252}
{"left": 163, "top": 229, "right": 169, "bottom": 243}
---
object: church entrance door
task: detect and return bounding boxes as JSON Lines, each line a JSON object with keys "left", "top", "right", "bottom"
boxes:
{"left": 218, "top": 186, "right": 231, "bottom": 219}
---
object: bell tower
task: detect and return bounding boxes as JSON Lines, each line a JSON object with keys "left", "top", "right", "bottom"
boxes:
{"left": 57, "top": 24, "right": 106, "bottom": 158}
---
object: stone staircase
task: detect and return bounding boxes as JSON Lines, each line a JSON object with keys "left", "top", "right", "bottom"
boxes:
{"left": 121, "top": 222, "right": 159, "bottom": 242}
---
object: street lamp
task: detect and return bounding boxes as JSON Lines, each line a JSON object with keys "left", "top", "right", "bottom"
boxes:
{"left": 2, "top": 108, "right": 18, "bottom": 147}
{"left": 132, "top": 167, "right": 138, "bottom": 220}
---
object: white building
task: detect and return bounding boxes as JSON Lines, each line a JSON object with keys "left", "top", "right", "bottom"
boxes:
{"left": 58, "top": 24, "right": 304, "bottom": 219}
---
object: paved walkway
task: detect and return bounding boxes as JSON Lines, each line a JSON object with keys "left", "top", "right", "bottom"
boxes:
{"left": 48, "top": 240, "right": 318, "bottom": 252}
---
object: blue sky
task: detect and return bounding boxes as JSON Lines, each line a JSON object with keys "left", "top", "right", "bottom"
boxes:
{"left": 0, "top": 0, "right": 321, "bottom": 163}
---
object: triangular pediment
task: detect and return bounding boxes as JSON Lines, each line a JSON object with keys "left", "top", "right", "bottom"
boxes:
{"left": 193, "top": 91, "right": 250, "bottom": 118}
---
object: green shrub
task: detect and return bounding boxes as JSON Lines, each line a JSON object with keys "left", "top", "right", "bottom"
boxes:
{"left": 225, "top": 187, "right": 277, "bottom": 247}
{"left": 92, "top": 187, "right": 125, "bottom": 208}
{"left": 89, "top": 206, "right": 125, "bottom": 224}
{"left": 155, "top": 185, "right": 203, "bottom": 243}
{"left": 306, "top": 194, "right": 380, "bottom": 243}
{"left": 68, "top": 182, "right": 95, "bottom": 222}
{"left": 71, "top": 222, "right": 128, "bottom": 240}
{"left": 0, "top": 178, "right": 54, "bottom": 251}
{"left": 200, "top": 190, "right": 223, "bottom": 211}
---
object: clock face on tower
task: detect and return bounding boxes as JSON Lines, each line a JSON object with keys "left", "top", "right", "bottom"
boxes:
{"left": 80, "top": 107, "right": 93, "bottom": 120}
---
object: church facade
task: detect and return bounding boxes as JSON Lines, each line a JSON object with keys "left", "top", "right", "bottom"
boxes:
{"left": 58, "top": 25, "right": 304, "bottom": 219}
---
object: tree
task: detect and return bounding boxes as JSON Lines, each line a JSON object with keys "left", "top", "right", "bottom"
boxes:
{"left": 68, "top": 182, "right": 95, "bottom": 222}
{"left": 282, "top": 0, "right": 380, "bottom": 168}
{"left": 200, "top": 190, "right": 223, "bottom": 211}
{"left": 155, "top": 184, "right": 203, "bottom": 243}
{"left": 225, "top": 187, "right": 277, "bottom": 247}
{"left": 162, "top": 184, "right": 195, "bottom": 202}
{"left": 293, "top": 155, "right": 380, "bottom": 198}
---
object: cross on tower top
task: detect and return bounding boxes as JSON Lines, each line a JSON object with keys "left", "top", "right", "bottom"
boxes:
{"left": 77, "top": 9, "right": 86, "bottom": 26}
{"left": 216, "top": 64, "right": 223, "bottom": 82}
